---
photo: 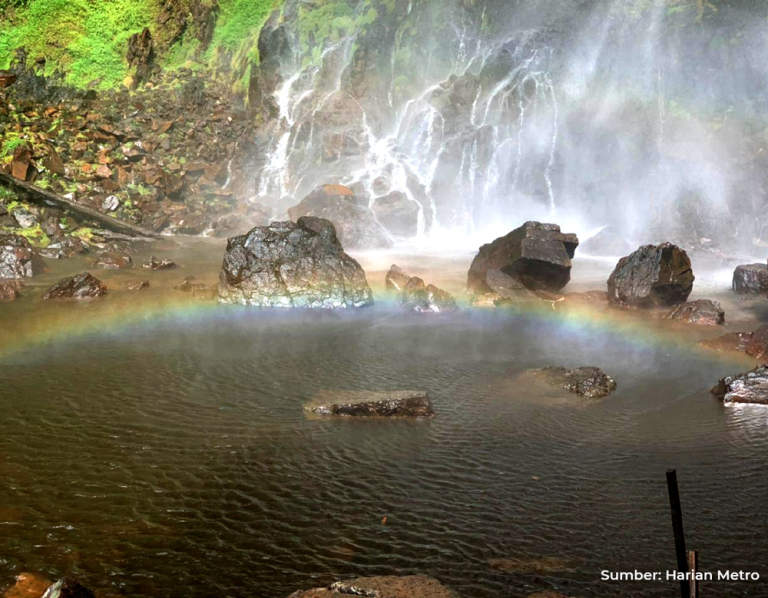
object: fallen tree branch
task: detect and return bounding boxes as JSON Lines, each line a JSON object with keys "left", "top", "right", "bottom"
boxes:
{"left": 0, "top": 172, "right": 160, "bottom": 239}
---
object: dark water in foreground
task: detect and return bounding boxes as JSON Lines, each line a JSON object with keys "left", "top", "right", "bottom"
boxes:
{"left": 1, "top": 304, "right": 767, "bottom": 598}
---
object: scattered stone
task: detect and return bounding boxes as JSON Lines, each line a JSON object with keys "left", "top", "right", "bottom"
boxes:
{"left": 122, "top": 280, "right": 150, "bottom": 291}
{"left": 218, "top": 217, "right": 373, "bottom": 308}
{"left": 385, "top": 264, "right": 412, "bottom": 292}
{"left": 0, "top": 233, "right": 49, "bottom": 279}
{"left": 142, "top": 256, "right": 179, "bottom": 270}
{"left": 732, "top": 263, "right": 768, "bottom": 295}
{"left": 607, "top": 243, "right": 694, "bottom": 308}
{"left": 662, "top": 299, "right": 724, "bottom": 326}
{"left": 467, "top": 221, "right": 579, "bottom": 294}
{"left": 0, "top": 279, "right": 23, "bottom": 301}
{"left": 42, "top": 272, "right": 107, "bottom": 299}
{"left": 309, "top": 391, "right": 434, "bottom": 418}
{"left": 288, "top": 184, "right": 393, "bottom": 250}
{"left": 101, "top": 195, "right": 120, "bottom": 212}
{"left": 712, "top": 365, "right": 768, "bottom": 405}
{"left": 40, "top": 577, "right": 95, "bottom": 598}
{"left": 401, "top": 276, "right": 459, "bottom": 313}
{"left": 536, "top": 366, "right": 617, "bottom": 399}
{"left": 287, "top": 576, "right": 459, "bottom": 598}
{"left": 94, "top": 252, "right": 133, "bottom": 270}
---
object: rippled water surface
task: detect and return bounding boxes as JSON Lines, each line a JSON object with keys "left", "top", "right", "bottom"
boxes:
{"left": 1, "top": 255, "right": 768, "bottom": 598}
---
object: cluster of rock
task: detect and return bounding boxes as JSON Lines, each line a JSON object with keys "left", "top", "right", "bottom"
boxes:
{"left": 535, "top": 366, "right": 618, "bottom": 399}
{"left": 712, "top": 365, "right": 768, "bottom": 405}
{"left": 217, "top": 217, "right": 373, "bottom": 308}
{"left": 308, "top": 391, "right": 434, "bottom": 418}
{"left": 732, "top": 261, "right": 768, "bottom": 295}
{"left": 386, "top": 265, "right": 459, "bottom": 313}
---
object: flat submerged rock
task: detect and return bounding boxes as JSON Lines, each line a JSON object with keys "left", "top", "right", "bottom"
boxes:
{"left": 535, "top": 366, "right": 617, "bottom": 399}
{"left": 307, "top": 391, "right": 434, "bottom": 418}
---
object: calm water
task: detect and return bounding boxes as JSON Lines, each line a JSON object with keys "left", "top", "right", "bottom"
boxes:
{"left": 1, "top": 248, "right": 767, "bottom": 598}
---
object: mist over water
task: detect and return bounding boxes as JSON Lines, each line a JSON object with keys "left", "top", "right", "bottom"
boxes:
{"left": 250, "top": 0, "right": 768, "bottom": 252}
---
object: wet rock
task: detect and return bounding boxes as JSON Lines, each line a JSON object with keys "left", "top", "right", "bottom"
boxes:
{"left": 218, "top": 217, "right": 373, "bottom": 308}
{"left": 712, "top": 365, "right": 768, "bottom": 405}
{"left": 122, "top": 280, "right": 150, "bottom": 291}
{"left": 42, "top": 272, "right": 107, "bottom": 299}
{"left": 468, "top": 222, "right": 579, "bottom": 293}
{"left": 732, "top": 263, "right": 768, "bottom": 295}
{"left": 578, "top": 227, "right": 635, "bottom": 256}
{"left": 0, "top": 279, "right": 23, "bottom": 301}
{"left": 470, "top": 292, "right": 505, "bottom": 307}
{"left": 175, "top": 276, "right": 213, "bottom": 298}
{"left": 309, "top": 391, "right": 434, "bottom": 418}
{"left": 385, "top": 264, "right": 412, "bottom": 292}
{"left": 142, "top": 256, "right": 179, "bottom": 270}
{"left": 607, "top": 243, "right": 694, "bottom": 308}
{"left": 536, "top": 366, "right": 617, "bottom": 398}
{"left": 401, "top": 277, "right": 459, "bottom": 313}
{"left": 288, "top": 184, "right": 392, "bottom": 250}
{"left": 484, "top": 268, "right": 541, "bottom": 301}
{"left": 0, "top": 233, "right": 49, "bottom": 279}
{"left": 40, "top": 577, "right": 95, "bottom": 598}
{"left": 663, "top": 299, "right": 724, "bottom": 326}
{"left": 372, "top": 191, "right": 421, "bottom": 238}
{"left": 699, "top": 331, "right": 753, "bottom": 354}
{"left": 39, "top": 237, "right": 88, "bottom": 260}
{"left": 3, "top": 572, "right": 52, "bottom": 598}
{"left": 287, "top": 576, "right": 458, "bottom": 598}
{"left": 94, "top": 252, "right": 133, "bottom": 270}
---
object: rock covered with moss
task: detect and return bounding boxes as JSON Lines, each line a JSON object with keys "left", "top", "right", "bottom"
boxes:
{"left": 218, "top": 217, "right": 373, "bottom": 308}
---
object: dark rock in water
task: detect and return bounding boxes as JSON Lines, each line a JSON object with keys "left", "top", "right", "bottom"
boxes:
{"left": 699, "top": 325, "right": 768, "bottom": 359}
{"left": 288, "top": 184, "right": 393, "bottom": 250}
{"left": 578, "top": 227, "right": 635, "bottom": 256}
{"left": 0, "top": 279, "right": 23, "bottom": 301}
{"left": 663, "top": 299, "right": 724, "bottom": 326}
{"left": 143, "top": 256, "right": 179, "bottom": 270}
{"left": 385, "top": 264, "right": 412, "bottom": 292}
{"left": 287, "top": 575, "right": 458, "bottom": 598}
{"left": 42, "top": 272, "right": 107, "bottom": 299}
{"left": 309, "top": 391, "right": 434, "bottom": 418}
{"left": 712, "top": 365, "right": 768, "bottom": 405}
{"left": 94, "top": 252, "right": 133, "bottom": 270}
{"left": 468, "top": 222, "right": 579, "bottom": 293}
{"left": 732, "top": 263, "right": 768, "bottom": 295}
{"left": 0, "top": 233, "right": 49, "bottom": 279}
{"left": 537, "top": 366, "right": 617, "bottom": 398}
{"left": 123, "top": 280, "right": 150, "bottom": 291}
{"left": 218, "top": 217, "right": 373, "bottom": 308}
{"left": 484, "top": 268, "right": 540, "bottom": 301}
{"left": 401, "top": 277, "right": 459, "bottom": 313}
{"left": 41, "top": 577, "right": 96, "bottom": 598}
{"left": 607, "top": 243, "right": 694, "bottom": 308}
{"left": 372, "top": 191, "right": 421, "bottom": 238}
{"left": 176, "top": 276, "right": 214, "bottom": 299}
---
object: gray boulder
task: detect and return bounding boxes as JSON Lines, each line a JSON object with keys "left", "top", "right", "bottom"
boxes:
{"left": 712, "top": 365, "right": 768, "bottom": 405}
{"left": 0, "top": 233, "right": 48, "bottom": 279}
{"left": 732, "top": 263, "right": 768, "bottom": 295}
{"left": 663, "top": 299, "right": 724, "bottom": 326}
{"left": 218, "top": 217, "right": 373, "bottom": 308}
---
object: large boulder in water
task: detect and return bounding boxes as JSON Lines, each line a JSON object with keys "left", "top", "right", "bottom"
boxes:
{"left": 287, "top": 575, "right": 459, "bottom": 598}
{"left": 0, "top": 233, "right": 48, "bottom": 279}
{"left": 607, "top": 243, "right": 694, "bottom": 308}
{"left": 218, "top": 217, "right": 373, "bottom": 308}
{"left": 288, "top": 184, "right": 392, "bottom": 250}
{"left": 467, "top": 222, "right": 579, "bottom": 293}
{"left": 732, "top": 262, "right": 768, "bottom": 295}
{"left": 42, "top": 272, "right": 107, "bottom": 299}
{"left": 712, "top": 365, "right": 768, "bottom": 405}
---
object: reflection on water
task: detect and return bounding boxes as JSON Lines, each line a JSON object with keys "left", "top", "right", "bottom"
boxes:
{"left": 1, "top": 292, "right": 767, "bottom": 597}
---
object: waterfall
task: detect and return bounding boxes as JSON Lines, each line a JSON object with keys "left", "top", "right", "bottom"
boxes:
{"left": 250, "top": 0, "right": 768, "bottom": 251}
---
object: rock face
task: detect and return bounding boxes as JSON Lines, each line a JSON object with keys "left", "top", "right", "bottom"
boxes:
{"left": 42, "top": 272, "right": 107, "bottom": 299}
{"left": 288, "top": 184, "right": 392, "bottom": 250}
{"left": 0, "top": 233, "right": 48, "bottom": 279}
{"left": 309, "top": 391, "right": 434, "bottom": 418}
{"left": 402, "top": 277, "right": 459, "bottom": 313}
{"left": 663, "top": 300, "right": 724, "bottom": 326}
{"left": 537, "top": 366, "right": 617, "bottom": 398}
{"left": 218, "top": 218, "right": 373, "bottom": 308}
{"left": 712, "top": 365, "right": 768, "bottom": 405}
{"left": 385, "top": 264, "right": 412, "bottom": 292}
{"left": 607, "top": 243, "right": 694, "bottom": 308}
{"left": 732, "top": 263, "right": 768, "bottom": 295}
{"left": 0, "top": 279, "right": 23, "bottom": 301}
{"left": 288, "top": 576, "right": 458, "bottom": 598}
{"left": 467, "top": 222, "right": 579, "bottom": 293}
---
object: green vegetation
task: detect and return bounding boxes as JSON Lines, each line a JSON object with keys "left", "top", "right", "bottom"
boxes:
{"left": 0, "top": 0, "right": 161, "bottom": 89}
{"left": 296, "top": 1, "right": 378, "bottom": 67}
